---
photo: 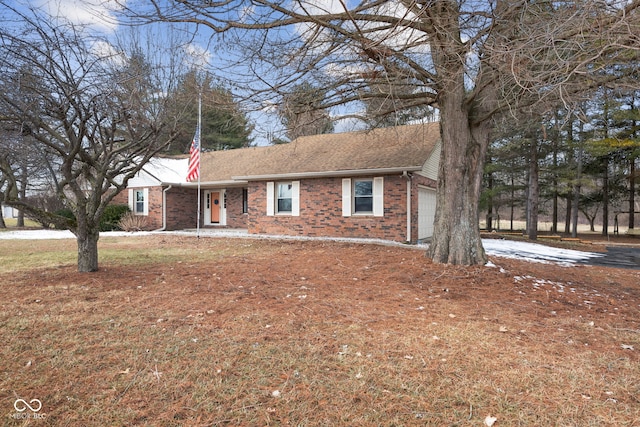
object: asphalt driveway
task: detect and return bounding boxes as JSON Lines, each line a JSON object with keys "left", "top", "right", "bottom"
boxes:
{"left": 581, "top": 246, "right": 640, "bottom": 270}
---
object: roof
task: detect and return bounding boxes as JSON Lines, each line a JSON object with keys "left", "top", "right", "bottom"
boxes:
{"left": 129, "top": 157, "right": 188, "bottom": 187}
{"left": 198, "top": 122, "right": 441, "bottom": 184}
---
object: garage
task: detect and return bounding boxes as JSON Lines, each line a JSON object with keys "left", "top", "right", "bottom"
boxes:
{"left": 418, "top": 186, "right": 437, "bottom": 240}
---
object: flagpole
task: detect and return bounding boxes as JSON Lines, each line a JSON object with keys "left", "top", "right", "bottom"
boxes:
{"left": 196, "top": 91, "right": 202, "bottom": 238}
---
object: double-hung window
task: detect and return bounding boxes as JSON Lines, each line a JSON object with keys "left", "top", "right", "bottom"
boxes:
{"left": 128, "top": 188, "right": 149, "bottom": 216}
{"left": 277, "top": 183, "right": 293, "bottom": 213}
{"left": 134, "top": 190, "right": 145, "bottom": 214}
{"left": 266, "top": 181, "right": 300, "bottom": 216}
{"left": 342, "top": 177, "right": 383, "bottom": 217}
{"left": 353, "top": 179, "right": 374, "bottom": 213}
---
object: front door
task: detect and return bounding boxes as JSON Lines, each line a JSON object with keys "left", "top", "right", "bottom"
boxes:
{"left": 210, "top": 191, "right": 220, "bottom": 223}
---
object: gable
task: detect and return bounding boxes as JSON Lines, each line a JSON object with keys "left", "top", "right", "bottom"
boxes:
{"left": 420, "top": 139, "right": 441, "bottom": 180}
{"left": 128, "top": 157, "right": 188, "bottom": 187}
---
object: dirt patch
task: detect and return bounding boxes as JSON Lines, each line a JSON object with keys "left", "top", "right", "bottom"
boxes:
{"left": 1, "top": 235, "right": 639, "bottom": 425}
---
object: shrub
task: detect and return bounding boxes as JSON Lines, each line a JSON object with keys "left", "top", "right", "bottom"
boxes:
{"left": 100, "top": 204, "right": 130, "bottom": 231}
{"left": 53, "top": 209, "right": 75, "bottom": 230}
{"left": 117, "top": 212, "right": 148, "bottom": 232}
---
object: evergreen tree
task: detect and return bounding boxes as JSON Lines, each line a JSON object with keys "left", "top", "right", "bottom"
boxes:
{"left": 165, "top": 71, "right": 254, "bottom": 153}
{"left": 278, "top": 82, "right": 333, "bottom": 142}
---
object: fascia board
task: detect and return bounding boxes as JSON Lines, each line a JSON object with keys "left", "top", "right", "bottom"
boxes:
{"left": 232, "top": 166, "right": 424, "bottom": 181}
{"left": 160, "top": 180, "right": 248, "bottom": 188}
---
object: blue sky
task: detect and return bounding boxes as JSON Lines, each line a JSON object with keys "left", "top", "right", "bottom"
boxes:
{"left": 7, "top": 0, "right": 286, "bottom": 145}
{"left": 6, "top": 0, "right": 431, "bottom": 145}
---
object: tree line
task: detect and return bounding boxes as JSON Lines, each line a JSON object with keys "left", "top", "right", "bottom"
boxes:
{"left": 483, "top": 83, "right": 640, "bottom": 238}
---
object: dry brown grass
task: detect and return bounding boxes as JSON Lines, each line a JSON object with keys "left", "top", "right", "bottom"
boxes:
{"left": 1, "top": 235, "right": 639, "bottom": 426}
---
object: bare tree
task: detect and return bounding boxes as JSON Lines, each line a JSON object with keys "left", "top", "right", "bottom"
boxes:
{"left": 0, "top": 4, "right": 185, "bottom": 272}
{"left": 118, "top": 0, "right": 640, "bottom": 265}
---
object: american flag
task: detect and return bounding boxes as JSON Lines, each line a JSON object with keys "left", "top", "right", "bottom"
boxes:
{"left": 186, "top": 126, "right": 200, "bottom": 182}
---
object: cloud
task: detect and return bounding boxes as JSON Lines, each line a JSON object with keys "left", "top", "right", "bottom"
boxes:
{"left": 183, "top": 43, "right": 212, "bottom": 69}
{"left": 90, "top": 40, "right": 127, "bottom": 66}
{"left": 34, "top": 0, "right": 122, "bottom": 33}
{"left": 293, "top": 0, "right": 425, "bottom": 47}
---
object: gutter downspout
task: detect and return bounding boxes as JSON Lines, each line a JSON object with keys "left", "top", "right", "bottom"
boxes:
{"left": 403, "top": 171, "right": 412, "bottom": 243}
{"left": 156, "top": 184, "right": 172, "bottom": 231}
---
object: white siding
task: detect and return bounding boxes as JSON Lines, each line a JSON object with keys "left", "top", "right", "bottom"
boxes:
{"left": 421, "top": 140, "right": 441, "bottom": 180}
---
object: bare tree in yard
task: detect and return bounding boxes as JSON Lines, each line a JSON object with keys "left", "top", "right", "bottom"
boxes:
{"left": 119, "top": 0, "right": 640, "bottom": 265}
{"left": 0, "top": 5, "right": 184, "bottom": 272}
{"left": 0, "top": 121, "right": 57, "bottom": 227}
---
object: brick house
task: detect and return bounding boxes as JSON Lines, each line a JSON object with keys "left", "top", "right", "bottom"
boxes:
{"left": 114, "top": 122, "right": 442, "bottom": 243}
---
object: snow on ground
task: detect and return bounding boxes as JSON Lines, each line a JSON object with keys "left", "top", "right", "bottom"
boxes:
{"left": 481, "top": 238, "right": 604, "bottom": 266}
{"left": 0, "top": 229, "right": 604, "bottom": 266}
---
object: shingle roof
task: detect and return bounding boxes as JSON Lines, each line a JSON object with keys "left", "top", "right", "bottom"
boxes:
{"left": 199, "top": 122, "right": 440, "bottom": 183}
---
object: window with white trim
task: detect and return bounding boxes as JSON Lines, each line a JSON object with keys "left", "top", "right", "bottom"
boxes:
{"left": 128, "top": 188, "right": 149, "bottom": 216}
{"left": 266, "top": 181, "right": 300, "bottom": 216}
{"left": 277, "top": 182, "right": 293, "bottom": 213}
{"left": 354, "top": 179, "right": 373, "bottom": 213}
{"left": 342, "top": 177, "right": 383, "bottom": 217}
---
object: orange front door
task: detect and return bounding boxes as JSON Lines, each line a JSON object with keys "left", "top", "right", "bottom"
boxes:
{"left": 210, "top": 191, "right": 220, "bottom": 223}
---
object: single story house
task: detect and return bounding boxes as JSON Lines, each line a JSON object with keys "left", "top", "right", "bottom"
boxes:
{"left": 2, "top": 203, "right": 18, "bottom": 219}
{"left": 113, "top": 122, "right": 442, "bottom": 243}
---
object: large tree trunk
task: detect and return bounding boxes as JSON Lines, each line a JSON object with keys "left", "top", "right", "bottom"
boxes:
{"left": 76, "top": 226, "right": 100, "bottom": 272}
{"left": 428, "top": 101, "right": 488, "bottom": 265}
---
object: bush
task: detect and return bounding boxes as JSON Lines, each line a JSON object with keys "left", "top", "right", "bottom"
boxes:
{"left": 53, "top": 209, "right": 76, "bottom": 230}
{"left": 100, "top": 204, "right": 130, "bottom": 231}
{"left": 117, "top": 212, "right": 148, "bottom": 232}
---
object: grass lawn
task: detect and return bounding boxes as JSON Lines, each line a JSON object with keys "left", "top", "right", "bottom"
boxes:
{"left": 1, "top": 235, "right": 638, "bottom": 426}
{"left": 0, "top": 218, "right": 41, "bottom": 229}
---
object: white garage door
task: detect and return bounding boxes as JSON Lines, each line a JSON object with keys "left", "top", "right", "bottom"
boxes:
{"left": 418, "top": 187, "right": 437, "bottom": 240}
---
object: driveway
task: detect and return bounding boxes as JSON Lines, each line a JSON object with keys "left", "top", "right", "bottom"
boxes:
{"left": 582, "top": 246, "right": 640, "bottom": 270}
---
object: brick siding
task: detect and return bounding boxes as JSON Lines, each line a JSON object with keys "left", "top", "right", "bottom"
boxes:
{"left": 164, "top": 187, "right": 199, "bottom": 230}
{"left": 222, "top": 187, "right": 248, "bottom": 229}
{"left": 247, "top": 174, "right": 434, "bottom": 243}
{"left": 110, "top": 186, "right": 166, "bottom": 230}
{"left": 113, "top": 173, "right": 435, "bottom": 241}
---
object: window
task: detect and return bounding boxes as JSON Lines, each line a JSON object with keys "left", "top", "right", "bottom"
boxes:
{"left": 128, "top": 188, "right": 148, "bottom": 216}
{"left": 354, "top": 179, "right": 373, "bottom": 213}
{"left": 134, "top": 190, "right": 145, "bottom": 214}
{"left": 242, "top": 188, "right": 248, "bottom": 214}
{"left": 342, "top": 177, "right": 383, "bottom": 217}
{"left": 277, "top": 182, "right": 292, "bottom": 213}
{"left": 266, "top": 181, "right": 300, "bottom": 216}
